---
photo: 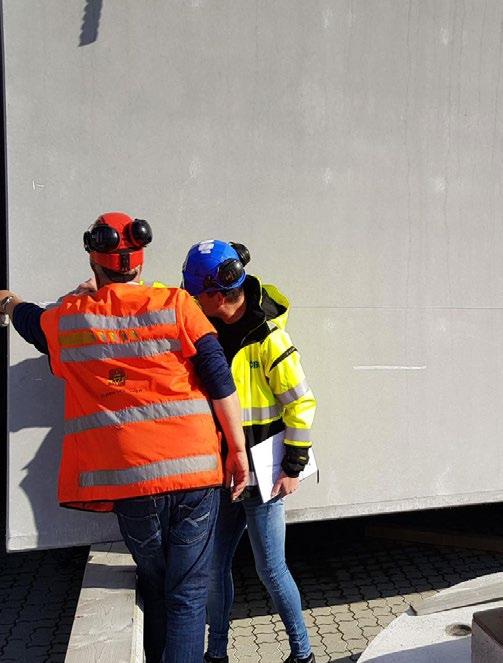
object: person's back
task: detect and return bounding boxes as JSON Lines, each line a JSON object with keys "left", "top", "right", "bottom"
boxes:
{"left": 0, "top": 215, "right": 248, "bottom": 663}
{"left": 41, "top": 281, "right": 224, "bottom": 511}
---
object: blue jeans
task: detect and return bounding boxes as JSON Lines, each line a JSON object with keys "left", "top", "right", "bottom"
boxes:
{"left": 114, "top": 488, "right": 219, "bottom": 663}
{"left": 207, "top": 489, "right": 311, "bottom": 659}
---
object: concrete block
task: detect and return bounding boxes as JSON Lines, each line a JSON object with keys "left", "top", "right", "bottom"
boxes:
{"left": 472, "top": 607, "right": 503, "bottom": 663}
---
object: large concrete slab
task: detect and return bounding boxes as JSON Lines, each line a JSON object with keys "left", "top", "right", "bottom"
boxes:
{"left": 5, "top": 1, "right": 503, "bottom": 549}
{"left": 360, "top": 574, "right": 503, "bottom": 663}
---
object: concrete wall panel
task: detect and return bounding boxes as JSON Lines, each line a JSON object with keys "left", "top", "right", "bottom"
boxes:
{"left": 4, "top": 1, "right": 503, "bottom": 549}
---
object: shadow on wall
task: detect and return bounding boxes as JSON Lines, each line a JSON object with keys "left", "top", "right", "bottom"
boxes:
{"left": 79, "top": 0, "right": 103, "bottom": 46}
{"left": 8, "top": 355, "right": 119, "bottom": 550}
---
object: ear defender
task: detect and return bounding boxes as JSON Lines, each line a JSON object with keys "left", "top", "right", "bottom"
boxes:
{"left": 83, "top": 224, "right": 121, "bottom": 253}
{"left": 214, "top": 258, "right": 245, "bottom": 288}
{"left": 126, "top": 219, "right": 153, "bottom": 248}
{"left": 229, "top": 242, "right": 251, "bottom": 267}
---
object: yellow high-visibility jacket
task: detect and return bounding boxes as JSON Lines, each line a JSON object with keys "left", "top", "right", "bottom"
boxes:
{"left": 226, "top": 276, "right": 316, "bottom": 456}
{"left": 145, "top": 276, "right": 316, "bottom": 466}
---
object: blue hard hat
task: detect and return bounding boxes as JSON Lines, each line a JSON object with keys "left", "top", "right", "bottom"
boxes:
{"left": 182, "top": 240, "right": 247, "bottom": 295}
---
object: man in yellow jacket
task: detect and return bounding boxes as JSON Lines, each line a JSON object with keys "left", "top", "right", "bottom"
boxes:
{"left": 182, "top": 240, "right": 316, "bottom": 663}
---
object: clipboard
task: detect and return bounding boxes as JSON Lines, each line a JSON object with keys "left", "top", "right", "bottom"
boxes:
{"left": 250, "top": 432, "right": 317, "bottom": 503}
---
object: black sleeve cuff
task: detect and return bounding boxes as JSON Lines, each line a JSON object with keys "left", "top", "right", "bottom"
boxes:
{"left": 281, "top": 445, "right": 310, "bottom": 478}
{"left": 12, "top": 302, "right": 49, "bottom": 355}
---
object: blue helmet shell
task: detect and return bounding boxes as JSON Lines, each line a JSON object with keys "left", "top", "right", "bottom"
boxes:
{"left": 182, "top": 239, "right": 246, "bottom": 295}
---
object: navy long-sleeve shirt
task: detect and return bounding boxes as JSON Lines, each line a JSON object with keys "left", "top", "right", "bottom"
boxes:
{"left": 12, "top": 302, "right": 235, "bottom": 400}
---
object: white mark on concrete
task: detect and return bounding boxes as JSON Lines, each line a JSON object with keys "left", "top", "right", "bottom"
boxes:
{"left": 323, "top": 7, "right": 332, "bottom": 29}
{"left": 354, "top": 365, "right": 427, "bottom": 370}
{"left": 440, "top": 27, "right": 450, "bottom": 45}
{"left": 190, "top": 0, "right": 204, "bottom": 7}
{"left": 189, "top": 158, "right": 201, "bottom": 181}
{"left": 32, "top": 180, "right": 45, "bottom": 191}
{"left": 323, "top": 168, "right": 333, "bottom": 185}
{"left": 432, "top": 176, "right": 446, "bottom": 193}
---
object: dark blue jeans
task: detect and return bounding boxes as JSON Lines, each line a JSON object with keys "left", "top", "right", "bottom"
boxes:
{"left": 114, "top": 488, "right": 219, "bottom": 663}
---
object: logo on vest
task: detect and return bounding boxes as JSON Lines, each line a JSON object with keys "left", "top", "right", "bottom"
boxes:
{"left": 249, "top": 361, "right": 260, "bottom": 369}
{"left": 109, "top": 368, "right": 127, "bottom": 386}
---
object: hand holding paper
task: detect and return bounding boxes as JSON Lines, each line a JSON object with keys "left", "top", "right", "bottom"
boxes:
{"left": 251, "top": 432, "right": 317, "bottom": 503}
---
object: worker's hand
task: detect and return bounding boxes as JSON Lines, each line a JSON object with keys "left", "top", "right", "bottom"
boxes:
{"left": 73, "top": 276, "right": 97, "bottom": 295}
{"left": 225, "top": 449, "right": 249, "bottom": 501}
{"left": 271, "top": 471, "right": 300, "bottom": 498}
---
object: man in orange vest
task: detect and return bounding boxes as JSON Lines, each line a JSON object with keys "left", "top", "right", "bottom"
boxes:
{"left": 0, "top": 212, "right": 249, "bottom": 663}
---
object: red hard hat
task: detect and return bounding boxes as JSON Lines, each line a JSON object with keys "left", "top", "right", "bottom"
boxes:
{"left": 83, "top": 212, "right": 152, "bottom": 273}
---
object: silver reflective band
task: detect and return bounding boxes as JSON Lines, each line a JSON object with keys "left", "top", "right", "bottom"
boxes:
{"left": 285, "top": 427, "right": 312, "bottom": 442}
{"left": 276, "top": 379, "right": 310, "bottom": 405}
{"left": 80, "top": 453, "right": 218, "bottom": 487}
{"left": 61, "top": 338, "right": 181, "bottom": 362}
{"left": 59, "top": 309, "right": 176, "bottom": 332}
{"left": 241, "top": 404, "right": 282, "bottom": 422}
{"left": 65, "top": 398, "right": 211, "bottom": 435}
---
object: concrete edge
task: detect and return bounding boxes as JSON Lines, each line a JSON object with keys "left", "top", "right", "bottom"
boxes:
{"left": 65, "top": 541, "right": 143, "bottom": 663}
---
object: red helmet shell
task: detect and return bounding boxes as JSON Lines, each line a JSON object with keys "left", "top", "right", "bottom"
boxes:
{"left": 90, "top": 212, "right": 144, "bottom": 272}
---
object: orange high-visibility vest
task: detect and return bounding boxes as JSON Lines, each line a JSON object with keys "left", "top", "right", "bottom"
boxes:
{"left": 40, "top": 283, "right": 222, "bottom": 512}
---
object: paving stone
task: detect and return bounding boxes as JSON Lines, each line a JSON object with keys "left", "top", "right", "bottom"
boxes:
{"left": 318, "top": 623, "right": 341, "bottom": 635}
{"left": 339, "top": 624, "right": 363, "bottom": 639}
{"left": 233, "top": 635, "right": 257, "bottom": 648}
{"left": 255, "top": 631, "right": 278, "bottom": 644}
{"left": 253, "top": 623, "right": 276, "bottom": 635}
{"left": 256, "top": 642, "right": 282, "bottom": 659}
{"left": 321, "top": 634, "right": 348, "bottom": 653}
{"left": 232, "top": 625, "right": 254, "bottom": 637}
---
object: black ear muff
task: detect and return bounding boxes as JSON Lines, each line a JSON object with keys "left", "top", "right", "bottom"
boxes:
{"left": 229, "top": 242, "right": 250, "bottom": 266}
{"left": 83, "top": 230, "right": 92, "bottom": 253}
{"left": 86, "top": 225, "right": 121, "bottom": 253}
{"left": 217, "top": 258, "right": 245, "bottom": 287}
{"left": 128, "top": 219, "right": 153, "bottom": 248}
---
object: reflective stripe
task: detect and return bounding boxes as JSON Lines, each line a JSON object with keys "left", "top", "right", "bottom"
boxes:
{"left": 65, "top": 398, "right": 211, "bottom": 435}
{"left": 241, "top": 404, "right": 282, "bottom": 422}
{"left": 59, "top": 309, "right": 176, "bottom": 332}
{"left": 276, "top": 379, "right": 310, "bottom": 406}
{"left": 79, "top": 453, "right": 218, "bottom": 487}
{"left": 61, "top": 338, "right": 181, "bottom": 362}
{"left": 285, "top": 427, "right": 312, "bottom": 442}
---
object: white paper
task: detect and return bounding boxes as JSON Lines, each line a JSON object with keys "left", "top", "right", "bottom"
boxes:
{"left": 250, "top": 432, "right": 318, "bottom": 503}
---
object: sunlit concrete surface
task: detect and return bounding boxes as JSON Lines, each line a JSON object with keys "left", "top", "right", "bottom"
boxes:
{"left": 359, "top": 575, "right": 503, "bottom": 663}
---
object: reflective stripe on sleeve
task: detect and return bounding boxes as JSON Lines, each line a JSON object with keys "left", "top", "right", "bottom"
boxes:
{"left": 241, "top": 404, "right": 282, "bottom": 422}
{"left": 59, "top": 309, "right": 176, "bottom": 332}
{"left": 285, "top": 426, "right": 312, "bottom": 442}
{"left": 61, "top": 338, "right": 181, "bottom": 362}
{"left": 79, "top": 452, "right": 218, "bottom": 487}
{"left": 65, "top": 398, "right": 211, "bottom": 435}
{"left": 276, "top": 379, "right": 310, "bottom": 405}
